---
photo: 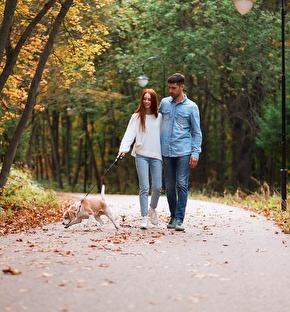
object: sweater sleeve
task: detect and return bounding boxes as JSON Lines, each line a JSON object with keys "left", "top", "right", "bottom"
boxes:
{"left": 119, "top": 114, "right": 138, "bottom": 153}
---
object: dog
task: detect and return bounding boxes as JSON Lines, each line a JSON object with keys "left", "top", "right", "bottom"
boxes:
{"left": 62, "top": 185, "right": 119, "bottom": 230}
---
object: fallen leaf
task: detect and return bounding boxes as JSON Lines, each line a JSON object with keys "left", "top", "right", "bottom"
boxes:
{"left": 192, "top": 273, "right": 206, "bottom": 279}
{"left": 2, "top": 267, "right": 22, "bottom": 275}
{"left": 188, "top": 294, "right": 207, "bottom": 303}
{"left": 101, "top": 279, "right": 115, "bottom": 286}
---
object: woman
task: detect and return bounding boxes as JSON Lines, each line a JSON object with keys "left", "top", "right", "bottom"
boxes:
{"left": 118, "top": 89, "right": 162, "bottom": 229}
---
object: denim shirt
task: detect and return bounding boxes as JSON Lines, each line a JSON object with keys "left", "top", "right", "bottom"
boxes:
{"left": 158, "top": 95, "right": 202, "bottom": 159}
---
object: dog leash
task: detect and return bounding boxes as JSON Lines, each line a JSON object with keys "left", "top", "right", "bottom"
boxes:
{"left": 80, "top": 154, "right": 123, "bottom": 203}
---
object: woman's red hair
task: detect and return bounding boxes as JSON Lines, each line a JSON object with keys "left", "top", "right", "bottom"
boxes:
{"left": 135, "top": 89, "right": 159, "bottom": 132}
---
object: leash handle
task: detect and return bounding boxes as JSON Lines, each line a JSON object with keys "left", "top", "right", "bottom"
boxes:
{"left": 114, "top": 154, "right": 123, "bottom": 165}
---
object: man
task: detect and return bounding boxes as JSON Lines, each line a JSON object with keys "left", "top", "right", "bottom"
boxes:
{"left": 159, "top": 73, "right": 202, "bottom": 231}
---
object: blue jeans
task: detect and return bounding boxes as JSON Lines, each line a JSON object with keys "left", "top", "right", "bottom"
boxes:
{"left": 135, "top": 155, "right": 162, "bottom": 217}
{"left": 163, "top": 155, "right": 191, "bottom": 222}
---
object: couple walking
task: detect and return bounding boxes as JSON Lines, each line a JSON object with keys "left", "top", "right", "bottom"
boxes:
{"left": 118, "top": 73, "right": 202, "bottom": 231}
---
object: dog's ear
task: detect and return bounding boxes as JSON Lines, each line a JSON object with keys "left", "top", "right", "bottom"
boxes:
{"left": 68, "top": 211, "right": 76, "bottom": 219}
{"left": 76, "top": 201, "right": 83, "bottom": 213}
{"left": 69, "top": 201, "right": 81, "bottom": 211}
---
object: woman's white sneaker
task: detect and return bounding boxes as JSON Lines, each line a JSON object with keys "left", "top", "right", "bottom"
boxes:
{"left": 149, "top": 207, "right": 158, "bottom": 225}
{"left": 140, "top": 216, "right": 148, "bottom": 229}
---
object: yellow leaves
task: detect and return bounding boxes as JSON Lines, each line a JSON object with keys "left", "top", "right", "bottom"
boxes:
{"left": 1, "top": 0, "right": 111, "bottom": 118}
{"left": 1, "top": 111, "right": 19, "bottom": 121}
{"left": 2, "top": 75, "right": 28, "bottom": 116}
{"left": 34, "top": 104, "right": 45, "bottom": 112}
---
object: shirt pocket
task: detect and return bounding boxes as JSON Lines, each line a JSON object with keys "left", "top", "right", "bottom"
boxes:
{"left": 177, "top": 111, "right": 190, "bottom": 126}
{"left": 163, "top": 110, "right": 172, "bottom": 121}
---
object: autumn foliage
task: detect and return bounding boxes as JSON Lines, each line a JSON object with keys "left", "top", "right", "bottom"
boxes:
{"left": 0, "top": 166, "right": 72, "bottom": 235}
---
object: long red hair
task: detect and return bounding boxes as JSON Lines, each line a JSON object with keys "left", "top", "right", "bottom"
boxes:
{"left": 135, "top": 89, "right": 159, "bottom": 132}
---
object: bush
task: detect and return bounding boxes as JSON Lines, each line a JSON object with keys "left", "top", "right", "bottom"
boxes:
{"left": 0, "top": 166, "right": 62, "bottom": 235}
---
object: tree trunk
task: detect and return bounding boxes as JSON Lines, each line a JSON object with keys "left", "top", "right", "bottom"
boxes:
{"left": 73, "top": 138, "right": 83, "bottom": 187}
{"left": 44, "top": 110, "right": 63, "bottom": 189}
{"left": 0, "top": 0, "right": 18, "bottom": 64}
{"left": 50, "top": 111, "right": 60, "bottom": 181}
{"left": 63, "top": 112, "right": 72, "bottom": 185}
{"left": 231, "top": 117, "right": 255, "bottom": 191}
{"left": 87, "top": 121, "right": 101, "bottom": 191}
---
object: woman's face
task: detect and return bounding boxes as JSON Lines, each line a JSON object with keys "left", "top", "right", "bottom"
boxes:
{"left": 142, "top": 92, "right": 152, "bottom": 111}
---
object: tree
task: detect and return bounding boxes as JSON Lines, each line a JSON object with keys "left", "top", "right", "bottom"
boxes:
{"left": 0, "top": 0, "right": 74, "bottom": 189}
{"left": 1, "top": 0, "right": 289, "bottom": 194}
{"left": 0, "top": 0, "right": 111, "bottom": 190}
{"left": 93, "top": 0, "right": 289, "bottom": 193}
{"left": 128, "top": 0, "right": 289, "bottom": 192}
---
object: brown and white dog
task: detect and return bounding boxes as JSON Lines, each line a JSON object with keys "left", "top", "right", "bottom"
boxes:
{"left": 62, "top": 185, "right": 119, "bottom": 230}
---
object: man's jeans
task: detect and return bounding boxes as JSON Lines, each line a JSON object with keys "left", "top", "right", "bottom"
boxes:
{"left": 135, "top": 155, "right": 162, "bottom": 217}
{"left": 163, "top": 155, "right": 191, "bottom": 222}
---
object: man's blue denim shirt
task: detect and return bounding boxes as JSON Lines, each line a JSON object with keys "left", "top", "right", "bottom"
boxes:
{"left": 158, "top": 95, "right": 202, "bottom": 159}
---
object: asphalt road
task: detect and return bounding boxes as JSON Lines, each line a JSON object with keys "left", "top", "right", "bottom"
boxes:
{"left": 0, "top": 194, "right": 290, "bottom": 312}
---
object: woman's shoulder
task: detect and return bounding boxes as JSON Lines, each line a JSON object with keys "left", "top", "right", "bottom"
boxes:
{"left": 127, "top": 113, "right": 140, "bottom": 127}
{"left": 130, "top": 113, "right": 140, "bottom": 120}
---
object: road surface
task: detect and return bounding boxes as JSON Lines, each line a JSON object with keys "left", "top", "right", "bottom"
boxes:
{"left": 0, "top": 194, "right": 289, "bottom": 312}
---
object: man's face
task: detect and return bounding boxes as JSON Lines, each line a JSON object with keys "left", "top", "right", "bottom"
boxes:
{"left": 168, "top": 83, "right": 184, "bottom": 100}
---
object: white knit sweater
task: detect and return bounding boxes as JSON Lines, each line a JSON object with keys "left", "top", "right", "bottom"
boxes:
{"left": 119, "top": 113, "right": 162, "bottom": 161}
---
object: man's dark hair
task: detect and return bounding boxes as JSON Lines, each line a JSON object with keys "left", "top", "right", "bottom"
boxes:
{"left": 167, "top": 73, "right": 185, "bottom": 86}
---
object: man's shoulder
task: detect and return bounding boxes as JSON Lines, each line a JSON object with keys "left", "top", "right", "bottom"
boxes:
{"left": 160, "top": 96, "right": 172, "bottom": 104}
{"left": 183, "top": 95, "right": 197, "bottom": 106}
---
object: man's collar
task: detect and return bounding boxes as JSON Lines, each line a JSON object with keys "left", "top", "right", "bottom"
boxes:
{"left": 170, "top": 94, "right": 187, "bottom": 104}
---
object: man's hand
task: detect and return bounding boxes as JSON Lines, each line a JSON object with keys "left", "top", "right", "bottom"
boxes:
{"left": 189, "top": 157, "right": 198, "bottom": 169}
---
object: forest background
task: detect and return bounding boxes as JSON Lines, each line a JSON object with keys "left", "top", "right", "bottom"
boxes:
{"left": 0, "top": 0, "right": 289, "bottom": 199}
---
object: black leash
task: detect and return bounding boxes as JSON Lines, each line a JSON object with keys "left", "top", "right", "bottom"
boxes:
{"left": 80, "top": 154, "right": 123, "bottom": 203}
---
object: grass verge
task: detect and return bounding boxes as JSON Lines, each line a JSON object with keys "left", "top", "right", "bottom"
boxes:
{"left": 192, "top": 188, "right": 290, "bottom": 234}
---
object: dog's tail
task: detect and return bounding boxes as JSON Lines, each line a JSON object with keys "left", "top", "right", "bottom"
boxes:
{"left": 101, "top": 184, "right": 105, "bottom": 201}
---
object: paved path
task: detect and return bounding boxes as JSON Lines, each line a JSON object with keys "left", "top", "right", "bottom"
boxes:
{"left": 0, "top": 194, "right": 289, "bottom": 312}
